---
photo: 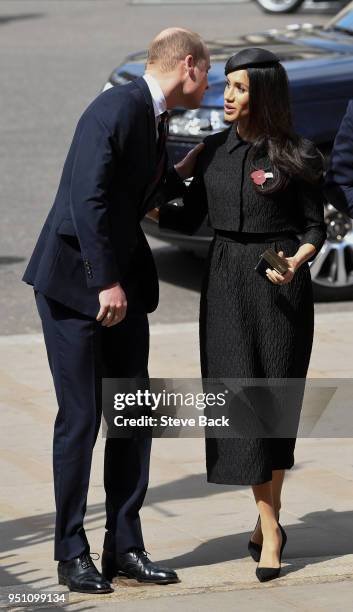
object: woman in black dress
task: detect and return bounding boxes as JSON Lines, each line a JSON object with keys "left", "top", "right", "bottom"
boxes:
{"left": 149, "top": 48, "right": 326, "bottom": 581}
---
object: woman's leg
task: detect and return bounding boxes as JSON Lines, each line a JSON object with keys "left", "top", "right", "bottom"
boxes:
{"left": 272, "top": 469, "right": 285, "bottom": 517}
{"left": 251, "top": 478, "right": 284, "bottom": 567}
{"left": 251, "top": 470, "right": 285, "bottom": 546}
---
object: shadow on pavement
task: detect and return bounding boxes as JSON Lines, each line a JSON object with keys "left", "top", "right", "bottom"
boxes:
{"left": 158, "top": 507, "right": 353, "bottom": 570}
{"left": 0, "top": 13, "right": 44, "bottom": 27}
{"left": 1, "top": 468, "right": 352, "bottom": 592}
{"left": 0, "top": 256, "right": 26, "bottom": 266}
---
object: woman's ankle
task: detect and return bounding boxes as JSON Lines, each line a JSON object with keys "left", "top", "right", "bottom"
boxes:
{"left": 260, "top": 515, "right": 280, "bottom": 532}
{"left": 274, "top": 504, "right": 281, "bottom": 521}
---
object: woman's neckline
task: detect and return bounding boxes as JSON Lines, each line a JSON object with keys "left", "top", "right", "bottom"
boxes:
{"left": 236, "top": 124, "right": 254, "bottom": 144}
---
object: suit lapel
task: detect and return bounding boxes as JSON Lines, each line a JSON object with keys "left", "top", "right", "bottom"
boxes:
{"left": 134, "top": 77, "right": 157, "bottom": 173}
{"left": 133, "top": 77, "right": 165, "bottom": 217}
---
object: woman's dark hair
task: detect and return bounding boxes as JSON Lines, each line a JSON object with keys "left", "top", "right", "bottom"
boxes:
{"left": 236, "top": 62, "right": 324, "bottom": 195}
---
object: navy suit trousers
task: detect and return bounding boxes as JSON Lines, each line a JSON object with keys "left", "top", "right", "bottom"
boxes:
{"left": 35, "top": 290, "right": 151, "bottom": 561}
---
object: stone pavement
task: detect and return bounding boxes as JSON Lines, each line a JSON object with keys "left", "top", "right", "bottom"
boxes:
{"left": 0, "top": 310, "right": 352, "bottom": 611}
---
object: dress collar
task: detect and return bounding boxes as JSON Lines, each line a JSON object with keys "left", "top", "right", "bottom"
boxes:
{"left": 226, "top": 124, "right": 251, "bottom": 153}
{"left": 142, "top": 73, "right": 167, "bottom": 119}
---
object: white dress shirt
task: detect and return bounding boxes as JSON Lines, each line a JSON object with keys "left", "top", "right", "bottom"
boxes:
{"left": 143, "top": 73, "right": 167, "bottom": 140}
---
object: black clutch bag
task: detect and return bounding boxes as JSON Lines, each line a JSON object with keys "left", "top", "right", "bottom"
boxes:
{"left": 254, "top": 248, "right": 289, "bottom": 279}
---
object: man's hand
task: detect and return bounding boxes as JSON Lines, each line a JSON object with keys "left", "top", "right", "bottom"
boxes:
{"left": 174, "top": 143, "right": 205, "bottom": 180}
{"left": 266, "top": 251, "right": 298, "bottom": 285}
{"left": 97, "top": 282, "right": 127, "bottom": 326}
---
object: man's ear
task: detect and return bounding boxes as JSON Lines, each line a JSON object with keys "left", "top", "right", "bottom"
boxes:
{"left": 185, "top": 54, "right": 195, "bottom": 78}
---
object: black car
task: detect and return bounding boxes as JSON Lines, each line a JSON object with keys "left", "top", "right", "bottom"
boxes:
{"left": 104, "top": 2, "right": 353, "bottom": 300}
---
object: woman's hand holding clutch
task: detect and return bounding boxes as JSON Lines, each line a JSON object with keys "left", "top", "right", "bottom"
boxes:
{"left": 265, "top": 251, "right": 298, "bottom": 285}
{"left": 266, "top": 243, "right": 317, "bottom": 284}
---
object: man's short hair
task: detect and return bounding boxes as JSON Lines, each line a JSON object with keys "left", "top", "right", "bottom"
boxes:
{"left": 147, "top": 28, "right": 207, "bottom": 72}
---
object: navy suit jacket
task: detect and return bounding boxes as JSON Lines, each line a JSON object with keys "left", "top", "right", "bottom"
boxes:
{"left": 325, "top": 100, "right": 353, "bottom": 219}
{"left": 23, "top": 78, "right": 176, "bottom": 317}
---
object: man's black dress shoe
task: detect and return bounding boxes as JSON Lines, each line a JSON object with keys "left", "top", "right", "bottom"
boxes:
{"left": 58, "top": 552, "right": 114, "bottom": 594}
{"left": 102, "top": 549, "right": 180, "bottom": 584}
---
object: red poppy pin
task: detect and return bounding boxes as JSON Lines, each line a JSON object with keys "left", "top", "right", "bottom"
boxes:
{"left": 251, "top": 169, "right": 274, "bottom": 188}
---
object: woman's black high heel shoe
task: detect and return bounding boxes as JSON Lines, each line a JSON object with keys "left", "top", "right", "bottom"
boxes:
{"left": 255, "top": 522, "right": 287, "bottom": 582}
{"left": 248, "top": 515, "right": 262, "bottom": 562}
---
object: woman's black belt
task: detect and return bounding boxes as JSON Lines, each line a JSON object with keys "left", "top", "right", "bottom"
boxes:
{"left": 214, "top": 230, "right": 298, "bottom": 243}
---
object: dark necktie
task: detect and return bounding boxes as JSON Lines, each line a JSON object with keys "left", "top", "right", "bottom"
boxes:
{"left": 141, "top": 111, "right": 169, "bottom": 215}
{"left": 157, "top": 111, "right": 169, "bottom": 160}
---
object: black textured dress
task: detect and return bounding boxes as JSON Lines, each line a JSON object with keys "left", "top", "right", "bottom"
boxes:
{"left": 158, "top": 126, "right": 326, "bottom": 485}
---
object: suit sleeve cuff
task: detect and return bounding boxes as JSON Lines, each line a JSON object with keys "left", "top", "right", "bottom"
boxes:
{"left": 82, "top": 255, "right": 121, "bottom": 289}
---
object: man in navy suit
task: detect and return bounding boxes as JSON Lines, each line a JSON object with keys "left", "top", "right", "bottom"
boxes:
{"left": 23, "top": 27, "right": 210, "bottom": 594}
{"left": 325, "top": 100, "right": 353, "bottom": 219}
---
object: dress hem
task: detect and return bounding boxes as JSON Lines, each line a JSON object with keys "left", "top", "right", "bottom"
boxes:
{"left": 207, "top": 462, "right": 294, "bottom": 486}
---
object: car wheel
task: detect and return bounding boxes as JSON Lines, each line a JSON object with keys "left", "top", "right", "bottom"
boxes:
{"left": 310, "top": 205, "right": 353, "bottom": 301}
{"left": 254, "top": 0, "right": 305, "bottom": 13}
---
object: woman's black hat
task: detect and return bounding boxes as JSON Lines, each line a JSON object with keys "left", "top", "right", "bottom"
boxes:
{"left": 225, "top": 47, "right": 280, "bottom": 75}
